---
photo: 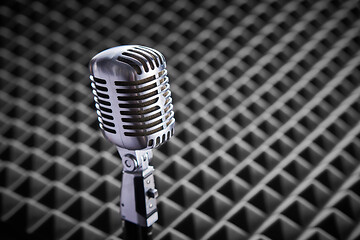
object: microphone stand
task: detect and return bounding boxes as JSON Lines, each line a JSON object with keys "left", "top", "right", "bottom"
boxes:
{"left": 117, "top": 148, "right": 158, "bottom": 240}
{"left": 124, "top": 220, "right": 153, "bottom": 240}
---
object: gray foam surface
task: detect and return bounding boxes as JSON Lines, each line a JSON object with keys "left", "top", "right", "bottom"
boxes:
{"left": 1, "top": 0, "right": 360, "bottom": 239}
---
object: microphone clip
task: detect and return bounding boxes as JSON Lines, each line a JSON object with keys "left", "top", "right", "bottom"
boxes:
{"left": 117, "top": 148, "right": 159, "bottom": 227}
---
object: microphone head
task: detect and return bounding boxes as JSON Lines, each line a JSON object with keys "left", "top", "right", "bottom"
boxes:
{"left": 89, "top": 45, "right": 175, "bottom": 150}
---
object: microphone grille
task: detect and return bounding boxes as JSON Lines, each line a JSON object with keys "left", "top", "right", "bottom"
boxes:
{"left": 116, "top": 46, "right": 164, "bottom": 75}
{"left": 90, "top": 45, "right": 175, "bottom": 150}
{"left": 91, "top": 77, "right": 116, "bottom": 134}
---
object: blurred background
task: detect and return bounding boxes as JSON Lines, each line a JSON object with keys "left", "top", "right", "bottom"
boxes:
{"left": 1, "top": 0, "right": 360, "bottom": 239}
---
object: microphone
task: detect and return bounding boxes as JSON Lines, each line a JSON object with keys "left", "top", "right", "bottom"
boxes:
{"left": 89, "top": 45, "right": 175, "bottom": 227}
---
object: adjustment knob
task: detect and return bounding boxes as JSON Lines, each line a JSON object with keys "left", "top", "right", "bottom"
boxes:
{"left": 147, "top": 188, "right": 158, "bottom": 198}
{"left": 123, "top": 154, "right": 138, "bottom": 172}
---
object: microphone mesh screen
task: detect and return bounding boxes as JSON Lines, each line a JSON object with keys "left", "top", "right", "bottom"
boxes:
{"left": 1, "top": 0, "right": 360, "bottom": 239}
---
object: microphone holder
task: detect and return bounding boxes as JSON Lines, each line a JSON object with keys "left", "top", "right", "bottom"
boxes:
{"left": 117, "top": 148, "right": 159, "bottom": 227}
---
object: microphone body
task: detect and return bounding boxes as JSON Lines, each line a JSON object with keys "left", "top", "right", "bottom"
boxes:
{"left": 89, "top": 45, "right": 175, "bottom": 227}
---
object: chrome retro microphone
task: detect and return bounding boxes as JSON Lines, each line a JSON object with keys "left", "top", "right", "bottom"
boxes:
{"left": 89, "top": 45, "right": 175, "bottom": 227}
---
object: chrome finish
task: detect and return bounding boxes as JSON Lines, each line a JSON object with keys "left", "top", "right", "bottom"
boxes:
{"left": 89, "top": 45, "right": 175, "bottom": 150}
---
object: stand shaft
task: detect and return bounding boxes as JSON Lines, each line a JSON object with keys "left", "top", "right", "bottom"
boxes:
{"left": 124, "top": 220, "right": 153, "bottom": 240}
